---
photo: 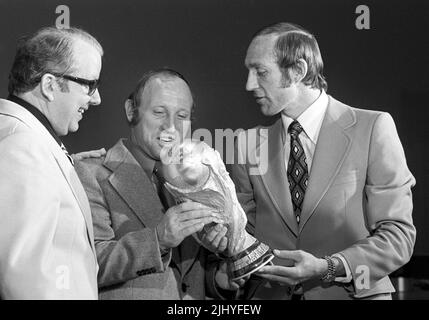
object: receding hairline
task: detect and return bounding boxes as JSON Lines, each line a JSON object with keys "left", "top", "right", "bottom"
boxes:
{"left": 34, "top": 27, "right": 104, "bottom": 55}
{"left": 139, "top": 73, "right": 191, "bottom": 99}
{"left": 252, "top": 30, "right": 314, "bottom": 45}
{"left": 245, "top": 30, "right": 316, "bottom": 65}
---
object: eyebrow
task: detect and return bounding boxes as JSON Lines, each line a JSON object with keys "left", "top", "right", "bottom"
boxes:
{"left": 245, "top": 62, "right": 265, "bottom": 69}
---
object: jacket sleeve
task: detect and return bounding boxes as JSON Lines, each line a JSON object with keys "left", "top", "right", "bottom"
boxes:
{"left": 230, "top": 132, "right": 257, "bottom": 236}
{"left": 338, "top": 112, "right": 416, "bottom": 298}
{"left": 75, "top": 160, "right": 170, "bottom": 288}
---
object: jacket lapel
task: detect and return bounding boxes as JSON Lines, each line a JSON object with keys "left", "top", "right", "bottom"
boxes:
{"left": 105, "top": 140, "right": 164, "bottom": 229}
{"left": 58, "top": 159, "right": 97, "bottom": 256}
{"left": 259, "top": 120, "right": 298, "bottom": 236}
{"left": 299, "top": 97, "right": 355, "bottom": 232}
{"left": 0, "top": 99, "right": 98, "bottom": 259}
{"left": 177, "top": 236, "right": 202, "bottom": 278}
{"left": 105, "top": 140, "right": 201, "bottom": 276}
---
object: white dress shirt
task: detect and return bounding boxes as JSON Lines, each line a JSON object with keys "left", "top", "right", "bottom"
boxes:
{"left": 281, "top": 90, "right": 352, "bottom": 283}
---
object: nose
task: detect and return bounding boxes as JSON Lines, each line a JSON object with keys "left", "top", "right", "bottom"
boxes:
{"left": 89, "top": 88, "right": 101, "bottom": 106}
{"left": 162, "top": 114, "right": 176, "bottom": 133}
{"left": 246, "top": 70, "right": 258, "bottom": 91}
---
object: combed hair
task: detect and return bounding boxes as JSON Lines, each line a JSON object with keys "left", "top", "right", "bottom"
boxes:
{"left": 8, "top": 26, "right": 103, "bottom": 95}
{"left": 126, "top": 68, "right": 195, "bottom": 126}
{"left": 254, "top": 22, "right": 328, "bottom": 91}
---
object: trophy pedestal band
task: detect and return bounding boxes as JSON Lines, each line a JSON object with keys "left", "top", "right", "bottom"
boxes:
{"left": 226, "top": 239, "right": 274, "bottom": 281}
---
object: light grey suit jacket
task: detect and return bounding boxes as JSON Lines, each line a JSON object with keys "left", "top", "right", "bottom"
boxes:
{"left": 76, "top": 139, "right": 220, "bottom": 300}
{"left": 231, "top": 96, "right": 416, "bottom": 299}
{"left": 0, "top": 99, "right": 98, "bottom": 299}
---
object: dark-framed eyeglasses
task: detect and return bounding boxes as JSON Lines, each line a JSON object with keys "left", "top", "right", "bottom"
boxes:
{"left": 55, "top": 74, "right": 100, "bottom": 96}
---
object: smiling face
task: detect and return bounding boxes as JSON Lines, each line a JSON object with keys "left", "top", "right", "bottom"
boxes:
{"left": 49, "top": 38, "right": 102, "bottom": 136}
{"left": 130, "top": 75, "right": 193, "bottom": 160}
{"left": 245, "top": 34, "right": 299, "bottom": 117}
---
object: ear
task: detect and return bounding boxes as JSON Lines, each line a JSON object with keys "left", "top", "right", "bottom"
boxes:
{"left": 124, "top": 99, "right": 134, "bottom": 123}
{"left": 40, "top": 73, "right": 57, "bottom": 101}
{"left": 292, "top": 59, "right": 308, "bottom": 83}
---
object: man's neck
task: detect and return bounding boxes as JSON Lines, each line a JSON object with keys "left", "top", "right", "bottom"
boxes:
{"left": 16, "top": 91, "right": 48, "bottom": 115}
{"left": 283, "top": 86, "right": 322, "bottom": 120}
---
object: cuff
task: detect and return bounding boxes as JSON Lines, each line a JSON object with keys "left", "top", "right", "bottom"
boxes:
{"left": 333, "top": 253, "right": 353, "bottom": 283}
{"left": 154, "top": 228, "right": 171, "bottom": 270}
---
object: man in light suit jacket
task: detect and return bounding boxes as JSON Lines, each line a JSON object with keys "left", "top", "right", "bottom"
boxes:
{"left": 75, "top": 69, "right": 237, "bottom": 299}
{"left": 0, "top": 27, "right": 103, "bottom": 299}
{"left": 231, "top": 22, "right": 416, "bottom": 300}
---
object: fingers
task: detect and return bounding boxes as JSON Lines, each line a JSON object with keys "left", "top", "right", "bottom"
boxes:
{"left": 92, "top": 148, "right": 106, "bottom": 157}
{"left": 256, "top": 273, "right": 296, "bottom": 286}
{"left": 180, "top": 216, "right": 220, "bottom": 235}
{"left": 71, "top": 153, "right": 84, "bottom": 161}
{"left": 72, "top": 148, "right": 106, "bottom": 160}
{"left": 161, "top": 202, "right": 226, "bottom": 248}
{"left": 273, "top": 249, "right": 301, "bottom": 261}
{"left": 217, "top": 237, "right": 228, "bottom": 252}
{"left": 204, "top": 225, "right": 227, "bottom": 243}
{"left": 174, "top": 207, "right": 223, "bottom": 224}
{"left": 228, "top": 281, "right": 241, "bottom": 290}
{"left": 175, "top": 201, "right": 213, "bottom": 212}
{"left": 180, "top": 221, "right": 207, "bottom": 238}
{"left": 201, "top": 225, "right": 228, "bottom": 252}
{"left": 210, "top": 227, "right": 228, "bottom": 251}
{"left": 257, "top": 265, "right": 296, "bottom": 277}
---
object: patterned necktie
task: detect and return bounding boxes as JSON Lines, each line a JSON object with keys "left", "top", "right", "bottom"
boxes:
{"left": 287, "top": 120, "right": 309, "bottom": 224}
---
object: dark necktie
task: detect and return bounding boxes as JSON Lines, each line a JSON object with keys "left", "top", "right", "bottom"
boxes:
{"left": 61, "top": 143, "right": 74, "bottom": 166}
{"left": 287, "top": 120, "right": 309, "bottom": 224}
{"left": 152, "top": 162, "right": 169, "bottom": 210}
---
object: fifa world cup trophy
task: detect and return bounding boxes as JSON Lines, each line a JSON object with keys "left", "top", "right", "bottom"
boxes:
{"left": 159, "top": 140, "right": 273, "bottom": 280}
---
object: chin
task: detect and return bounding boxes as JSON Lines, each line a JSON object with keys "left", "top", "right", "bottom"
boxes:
{"left": 70, "top": 120, "right": 81, "bottom": 131}
{"left": 260, "top": 106, "right": 272, "bottom": 116}
{"left": 63, "top": 126, "right": 76, "bottom": 135}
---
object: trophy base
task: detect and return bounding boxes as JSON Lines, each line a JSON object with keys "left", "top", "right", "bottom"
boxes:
{"left": 226, "top": 239, "right": 274, "bottom": 281}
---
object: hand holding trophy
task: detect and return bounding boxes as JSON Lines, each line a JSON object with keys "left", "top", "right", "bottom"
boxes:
{"left": 159, "top": 139, "right": 274, "bottom": 281}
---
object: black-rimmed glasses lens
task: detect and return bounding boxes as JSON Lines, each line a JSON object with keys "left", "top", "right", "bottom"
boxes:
{"left": 58, "top": 74, "right": 100, "bottom": 96}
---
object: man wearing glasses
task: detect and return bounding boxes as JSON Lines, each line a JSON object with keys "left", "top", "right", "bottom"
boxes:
{"left": 0, "top": 26, "right": 103, "bottom": 299}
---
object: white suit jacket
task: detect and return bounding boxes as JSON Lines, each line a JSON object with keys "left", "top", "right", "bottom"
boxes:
{"left": 0, "top": 98, "right": 98, "bottom": 299}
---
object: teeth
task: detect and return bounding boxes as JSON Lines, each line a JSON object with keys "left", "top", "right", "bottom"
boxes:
{"left": 160, "top": 136, "right": 174, "bottom": 142}
{"left": 78, "top": 108, "right": 85, "bottom": 114}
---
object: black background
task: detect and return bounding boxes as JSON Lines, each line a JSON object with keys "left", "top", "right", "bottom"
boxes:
{"left": 0, "top": 0, "right": 427, "bottom": 257}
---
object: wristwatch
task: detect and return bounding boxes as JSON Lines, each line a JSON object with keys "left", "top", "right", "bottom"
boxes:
{"left": 321, "top": 256, "right": 337, "bottom": 283}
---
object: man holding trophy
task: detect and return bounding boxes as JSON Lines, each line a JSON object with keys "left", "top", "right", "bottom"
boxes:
{"left": 159, "top": 139, "right": 275, "bottom": 282}
{"left": 76, "top": 69, "right": 243, "bottom": 299}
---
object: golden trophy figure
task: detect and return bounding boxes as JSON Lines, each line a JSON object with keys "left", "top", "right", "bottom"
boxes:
{"left": 159, "top": 140, "right": 273, "bottom": 280}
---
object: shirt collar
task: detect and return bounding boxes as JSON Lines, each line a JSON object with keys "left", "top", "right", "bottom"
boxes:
{"left": 281, "top": 90, "right": 328, "bottom": 144}
{"left": 7, "top": 94, "right": 63, "bottom": 147}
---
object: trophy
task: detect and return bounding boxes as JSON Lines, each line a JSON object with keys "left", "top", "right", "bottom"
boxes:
{"left": 159, "top": 140, "right": 273, "bottom": 280}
